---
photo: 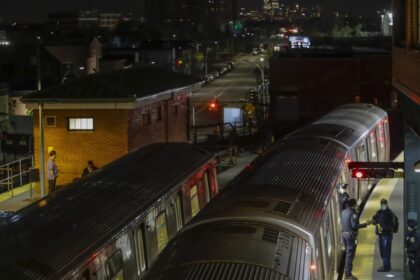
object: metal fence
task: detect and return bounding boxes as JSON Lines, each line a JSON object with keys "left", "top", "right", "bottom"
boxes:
{"left": 0, "top": 156, "right": 34, "bottom": 197}
{"left": 190, "top": 121, "right": 257, "bottom": 144}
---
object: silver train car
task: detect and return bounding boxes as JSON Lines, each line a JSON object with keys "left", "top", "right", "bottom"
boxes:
{"left": 0, "top": 143, "right": 219, "bottom": 280}
{"left": 145, "top": 104, "right": 390, "bottom": 280}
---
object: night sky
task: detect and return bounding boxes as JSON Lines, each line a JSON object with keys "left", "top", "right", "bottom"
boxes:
{"left": 0, "top": 0, "right": 390, "bottom": 23}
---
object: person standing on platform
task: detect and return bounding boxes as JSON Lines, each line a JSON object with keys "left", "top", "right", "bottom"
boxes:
{"left": 47, "top": 148, "right": 59, "bottom": 194}
{"left": 338, "top": 183, "right": 350, "bottom": 210}
{"left": 341, "top": 198, "right": 372, "bottom": 280}
{"left": 372, "top": 198, "right": 399, "bottom": 272}
{"left": 406, "top": 219, "right": 420, "bottom": 279}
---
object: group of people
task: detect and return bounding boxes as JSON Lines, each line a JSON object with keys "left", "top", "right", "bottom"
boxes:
{"left": 339, "top": 184, "right": 420, "bottom": 280}
{"left": 46, "top": 147, "right": 98, "bottom": 194}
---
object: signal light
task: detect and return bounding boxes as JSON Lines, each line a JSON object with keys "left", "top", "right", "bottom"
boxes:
{"left": 310, "top": 264, "right": 316, "bottom": 271}
{"left": 208, "top": 99, "right": 220, "bottom": 111}
{"left": 354, "top": 170, "right": 365, "bottom": 179}
{"left": 176, "top": 59, "right": 183, "bottom": 66}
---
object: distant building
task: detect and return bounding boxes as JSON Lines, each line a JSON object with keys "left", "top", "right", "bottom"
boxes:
{"left": 48, "top": 10, "right": 100, "bottom": 31}
{"left": 23, "top": 67, "right": 201, "bottom": 184}
{"left": 380, "top": 10, "right": 393, "bottom": 36}
{"left": 99, "top": 13, "right": 121, "bottom": 30}
{"left": 269, "top": 49, "right": 392, "bottom": 134}
{"left": 144, "top": 0, "right": 237, "bottom": 32}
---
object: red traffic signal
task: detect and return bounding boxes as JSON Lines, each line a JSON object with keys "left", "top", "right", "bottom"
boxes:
{"left": 208, "top": 99, "right": 220, "bottom": 111}
{"left": 176, "top": 59, "right": 183, "bottom": 66}
{"left": 352, "top": 169, "right": 366, "bottom": 179}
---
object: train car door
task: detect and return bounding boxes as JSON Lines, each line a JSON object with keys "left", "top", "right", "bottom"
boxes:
{"left": 356, "top": 142, "right": 368, "bottom": 201}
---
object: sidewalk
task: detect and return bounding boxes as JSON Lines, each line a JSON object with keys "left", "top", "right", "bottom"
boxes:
{"left": 353, "top": 152, "right": 405, "bottom": 279}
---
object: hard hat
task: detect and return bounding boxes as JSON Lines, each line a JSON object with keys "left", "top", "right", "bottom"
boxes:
{"left": 48, "top": 146, "right": 55, "bottom": 153}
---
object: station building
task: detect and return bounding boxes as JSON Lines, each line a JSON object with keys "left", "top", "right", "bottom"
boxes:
{"left": 23, "top": 67, "right": 201, "bottom": 185}
{"left": 393, "top": 0, "right": 420, "bottom": 237}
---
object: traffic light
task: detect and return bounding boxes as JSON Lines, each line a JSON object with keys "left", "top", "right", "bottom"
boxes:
{"left": 352, "top": 169, "right": 367, "bottom": 179}
{"left": 176, "top": 59, "right": 183, "bottom": 66}
{"left": 208, "top": 99, "right": 220, "bottom": 111}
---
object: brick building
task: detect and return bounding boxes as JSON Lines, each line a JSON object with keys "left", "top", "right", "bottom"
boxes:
{"left": 393, "top": 0, "right": 420, "bottom": 238}
{"left": 269, "top": 49, "right": 392, "bottom": 133}
{"left": 23, "top": 67, "right": 201, "bottom": 185}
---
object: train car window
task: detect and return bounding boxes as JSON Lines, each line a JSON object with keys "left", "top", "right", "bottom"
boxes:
{"left": 383, "top": 119, "right": 390, "bottom": 160}
{"left": 156, "top": 212, "right": 169, "bottom": 253}
{"left": 174, "top": 194, "right": 184, "bottom": 231}
{"left": 204, "top": 171, "right": 211, "bottom": 203}
{"left": 190, "top": 185, "right": 200, "bottom": 217}
{"left": 376, "top": 123, "right": 386, "bottom": 162}
{"left": 134, "top": 224, "right": 147, "bottom": 273}
{"left": 106, "top": 250, "right": 124, "bottom": 280}
{"left": 367, "top": 130, "right": 378, "bottom": 162}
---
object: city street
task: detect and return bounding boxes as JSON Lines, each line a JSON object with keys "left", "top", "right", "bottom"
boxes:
{"left": 191, "top": 53, "right": 267, "bottom": 126}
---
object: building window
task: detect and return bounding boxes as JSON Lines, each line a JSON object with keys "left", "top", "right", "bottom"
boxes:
{"left": 68, "top": 118, "right": 94, "bottom": 131}
{"left": 156, "top": 212, "right": 169, "bottom": 253}
{"left": 157, "top": 106, "right": 163, "bottom": 121}
{"left": 174, "top": 105, "right": 179, "bottom": 116}
{"left": 45, "top": 116, "right": 56, "bottom": 127}
{"left": 142, "top": 113, "right": 152, "bottom": 126}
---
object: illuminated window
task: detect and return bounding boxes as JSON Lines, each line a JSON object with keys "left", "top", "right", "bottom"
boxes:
{"left": 174, "top": 194, "right": 183, "bottom": 230}
{"left": 68, "top": 118, "right": 93, "bottom": 131}
{"left": 190, "top": 185, "right": 200, "bottom": 217}
{"left": 204, "top": 171, "right": 211, "bottom": 203}
{"left": 134, "top": 225, "right": 147, "bottom": 272}
{"left": 155, "top": 212, "right": 169, "bottom": 253}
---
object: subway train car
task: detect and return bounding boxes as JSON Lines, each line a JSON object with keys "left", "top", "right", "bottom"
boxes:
{"left": 0, "top": 143, "right": 218, "bottom": 280}
{"left": 145, "top": 104, "right": 390, "bottom": 280}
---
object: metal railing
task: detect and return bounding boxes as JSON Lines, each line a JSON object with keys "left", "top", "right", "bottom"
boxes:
{"left": 0, "top": 156, "right": 34, "bottom": 197}
{"left": 190, "top": 121, "right": 257, "bottom": 144}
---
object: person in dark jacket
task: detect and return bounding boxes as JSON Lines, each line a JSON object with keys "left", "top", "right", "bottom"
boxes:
{"left": 372, "top": 198, "right": 398, "bottom": 272}
{"left": 405, "top": 219, "right": 420, "bottom": 280}
{"left": 81, "top": 160, "right": 97, "bottom": 178}
{"left": 341, "top": 198, "right": 372, "bottom": 280}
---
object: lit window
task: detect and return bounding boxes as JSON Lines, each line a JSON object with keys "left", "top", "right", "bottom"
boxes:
{"left": 134, "top": 226, "right": 147, "bottom": 272}
{"left": 190, "top": 185, "right": 200, "bottom": 217}
{"left": 68, "top": 118, "right": 94, "bottom": 131}
{"left": 155, "top": 212, "right": 169, "bottom": 253}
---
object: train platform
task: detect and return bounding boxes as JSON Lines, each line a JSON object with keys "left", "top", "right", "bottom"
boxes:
{"left": 217, "top": 150, "right": 259, "bottom": 190}
{"left": 0, "top": 149, "right": 259, "bottom": 212}
{"left": 353, "top": 152, "right": 405, "bottom": 280}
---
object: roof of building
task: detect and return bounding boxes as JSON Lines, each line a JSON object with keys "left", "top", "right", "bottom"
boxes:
{"left": 23, "top": 66, "right": 201, "bottom": 103}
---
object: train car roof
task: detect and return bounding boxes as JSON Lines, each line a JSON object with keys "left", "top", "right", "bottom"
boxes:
{"left": 0, "top": 143, "right": 213, "bottom": 279}
{"left": 288, "top": 104, "right": 387, "bottom": 148}
{"left": 189, "top": 137, "right": 347, "bottom": 242}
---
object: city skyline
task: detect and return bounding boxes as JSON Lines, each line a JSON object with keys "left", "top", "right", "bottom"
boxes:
{"left": 0, "top": 0, "right": 390, "bottom": 23}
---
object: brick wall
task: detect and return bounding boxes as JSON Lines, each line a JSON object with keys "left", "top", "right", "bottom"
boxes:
{"left": 128, "top": 94, "right": 189, "bottom": 151}
{"left": 393, "top": 48, "right": 420, "bottom": 100}
{"left": 33, "top": 109, "right": 129, "bottom": 186}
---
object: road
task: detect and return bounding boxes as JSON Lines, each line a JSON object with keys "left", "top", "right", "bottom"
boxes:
{"left": 191, "top": 53, "right": 267, "bottom": 127}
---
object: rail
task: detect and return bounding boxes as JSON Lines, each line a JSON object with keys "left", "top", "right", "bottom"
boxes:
{"left": 190, "top": 121, "right": 257, "bottom": 144}
{"left": 0, "top": 156, "right": 34, "bottom": 198}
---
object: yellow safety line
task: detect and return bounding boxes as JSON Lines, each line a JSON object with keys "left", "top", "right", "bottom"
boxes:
{"left": 0, "top": 183, "right": 33, "bottom": 203}
{"left": 352, "top": 152, "right": 404, "bottom": 279}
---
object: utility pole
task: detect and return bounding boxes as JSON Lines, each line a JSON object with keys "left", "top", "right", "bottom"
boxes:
{"left": 36, "top": 36, "right": 45, "bottom": 198}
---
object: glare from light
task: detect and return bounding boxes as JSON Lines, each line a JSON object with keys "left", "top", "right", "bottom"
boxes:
{"left": 385, "top": 274, "right": 395, "bottom": 278}
{"left": 414, "top": 161, "right": 420, "bottom": 173}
